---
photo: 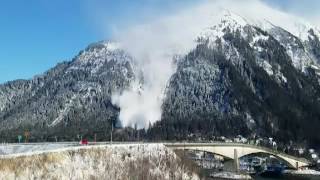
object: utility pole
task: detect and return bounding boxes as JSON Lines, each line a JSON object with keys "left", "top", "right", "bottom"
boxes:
{"left": 24, "top": 131, "right": 30, "bottom": 143}
{"left": 110, "top": 120, "right": 113, "bottom": 145}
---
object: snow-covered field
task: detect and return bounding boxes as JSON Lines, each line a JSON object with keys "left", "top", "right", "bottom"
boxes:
{"left": 0, "top": 143, "right": 77, "bottom": 156}
{"left": 284, "top": 169, "right": 320, "bottom": 176}
{"left": 0, "top": 143, "right": 199, "bottom": 180}
{"left": 211, "top": 172, "right": 252, "bottom": 180}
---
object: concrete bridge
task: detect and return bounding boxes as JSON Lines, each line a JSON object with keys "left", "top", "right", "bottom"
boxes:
{"left": 165, "top": 143, "right": 311, "bottom": 169}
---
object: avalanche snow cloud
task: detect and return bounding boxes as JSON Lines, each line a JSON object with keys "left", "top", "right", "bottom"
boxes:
{"left": 108, "top": 0, "right": 320, "bottom": 129}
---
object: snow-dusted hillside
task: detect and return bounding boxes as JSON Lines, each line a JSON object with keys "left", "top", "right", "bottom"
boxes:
{"left": 199, "top": 10, "right": 320, "bottom": 73}
{"left": 0, "top": 144, "right": 199, "bottom": 180}
{"left": 1, "top": 5, "right": 320, "bottom": 146}
{"left": 0, "top": 41, "right": 135, "bottom": 139}
{"left": 159, "top": 10, "right": 320, "bottom": 144}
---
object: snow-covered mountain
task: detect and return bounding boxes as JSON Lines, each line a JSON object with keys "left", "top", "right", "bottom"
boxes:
{"left": 0, "top": 41, "right": 136, "bottom": 140}
{"left": 153, "top": 11, "right": 320, "bottom": 145}
{"left": 1, "top": 10, "right": 320, "bottom": 146}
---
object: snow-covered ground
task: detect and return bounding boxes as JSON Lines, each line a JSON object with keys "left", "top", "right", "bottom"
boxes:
{"left": 211, "top": 172, "right": 252, "bottom": 179}
{"left": 0, "top": 143, "right": 199, "bottom": 180}
{"left": 0, "top": 143, "right": 77, "bottom": 156}
{"left": 284, "top": 169, "right": 320, "bottom": 176}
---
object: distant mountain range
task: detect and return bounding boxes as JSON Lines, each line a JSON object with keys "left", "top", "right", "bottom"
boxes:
{"left": 1, "top": 11, "right": 320, "bottom": 147}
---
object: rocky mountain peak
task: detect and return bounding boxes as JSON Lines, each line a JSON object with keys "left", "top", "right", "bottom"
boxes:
{"left": 67, "top": 41, "right": 133, "bottom": 74}
{"left": 199, "top": 10, "right": 249, "bottom": 43}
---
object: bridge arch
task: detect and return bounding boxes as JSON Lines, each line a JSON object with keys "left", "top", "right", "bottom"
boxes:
{"left": 239, "top": 152, "right": 294, "bottom": 168}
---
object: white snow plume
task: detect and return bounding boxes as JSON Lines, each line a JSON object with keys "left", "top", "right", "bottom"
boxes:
{"left": 111, "top": 2, "right": 220, "bottom": 129}
{"left": 108, "top": 0, "right": 320, "bottom": 129}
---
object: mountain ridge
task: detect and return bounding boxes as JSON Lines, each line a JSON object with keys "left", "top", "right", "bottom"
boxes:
{"left": 1, "top": 11, "right": 320, "bottom": 147}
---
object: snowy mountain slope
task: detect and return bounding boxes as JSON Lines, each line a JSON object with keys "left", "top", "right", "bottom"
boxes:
{"left": 0, "top": 10, "right": 320, "bottom": 146}
{"left": 200, "top": 11, "right": 320, "bottom": 74}
{"left": 0, "top": 42, "right": 136, "bottom": 140}
{"left": 158, "top": 12, "right": 320, "bottom": 145}
{"left": 306, "top": 29, "right": 320, "bottom": 65}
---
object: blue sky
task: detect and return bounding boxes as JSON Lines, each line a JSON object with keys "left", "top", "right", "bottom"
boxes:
{"left": 0, "top": 0, "right": 318, "bottom": 83}
{"left": 0, "top": 0, "right": 198, "bottom": 83}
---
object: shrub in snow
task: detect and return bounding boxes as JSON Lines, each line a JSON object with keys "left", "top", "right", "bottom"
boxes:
{"left": 0, "top": 144, "right": 199, "bottom": 180}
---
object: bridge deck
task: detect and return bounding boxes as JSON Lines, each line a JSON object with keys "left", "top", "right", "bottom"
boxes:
{"left": 164, "top": 142, "right": 310, "bottom": 165}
